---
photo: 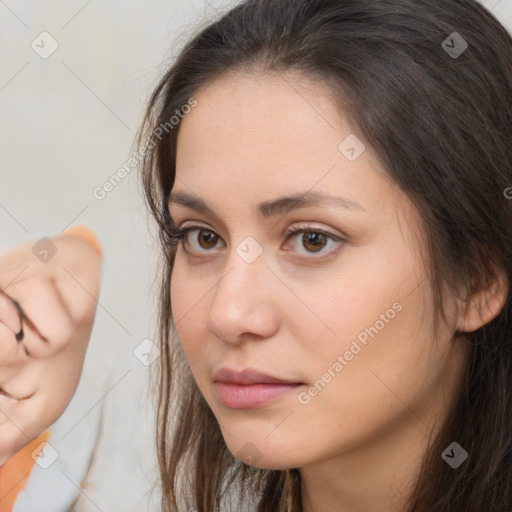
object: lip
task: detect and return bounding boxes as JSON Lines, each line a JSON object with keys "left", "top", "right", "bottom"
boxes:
{"left": 214, "top": 367, "right": 302, "bottom": 385}
{"left": 213, "top": 367, "right": 304, "bottom": 409}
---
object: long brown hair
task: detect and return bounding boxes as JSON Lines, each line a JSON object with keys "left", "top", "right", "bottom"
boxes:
{"left": 137, "top": 0, "right": 512, "bottom": 510}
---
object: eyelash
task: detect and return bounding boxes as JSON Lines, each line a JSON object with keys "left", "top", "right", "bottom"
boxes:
{"left": 166, "top": 223, "right": 345, "bottom": 257}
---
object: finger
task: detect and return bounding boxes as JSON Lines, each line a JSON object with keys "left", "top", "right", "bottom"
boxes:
{"left": 0, "top": 293, "right": 22, "bottom": 337}
{"left": 61, "top": 225, "right": 103, "bottom": 258}
{"left": 8, "top": 278, "right": 75, "bottom": 358}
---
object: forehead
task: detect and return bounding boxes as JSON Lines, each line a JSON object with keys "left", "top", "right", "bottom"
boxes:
{"left": 173, "top": 71, "right": 417, "bottom": 234}
{"left": 176, "top": 71, "right": 361, "bottom": 187}
{"left": 177, "top": 70, "right": 345, "bottom": 155}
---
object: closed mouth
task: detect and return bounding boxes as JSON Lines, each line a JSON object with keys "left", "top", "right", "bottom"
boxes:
{"left": 213, "top": 367, "right": 303, "bottom": 386}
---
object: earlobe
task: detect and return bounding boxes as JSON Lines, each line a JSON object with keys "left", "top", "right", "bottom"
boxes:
{"left": 456, "top": 269, "right": 509, "bottom": 333}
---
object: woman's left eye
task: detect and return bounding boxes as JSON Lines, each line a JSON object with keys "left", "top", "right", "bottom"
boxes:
{"left": 284, "top": 225, "right": 344, "bottom": 256}
{"left": 168, "top": 224, "right": 344, "bottom": 256}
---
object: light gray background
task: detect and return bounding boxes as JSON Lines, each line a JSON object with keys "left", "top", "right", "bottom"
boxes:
{"left": 0, "top": 1, "right": 236, "bottom": 511}
{"left": 0, "top": 0, "right": 510, "bottom": 511}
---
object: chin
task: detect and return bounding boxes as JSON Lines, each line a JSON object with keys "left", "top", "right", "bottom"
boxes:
{"left": 226, "top": 439, "right": 304, "bottom": 470}
{"left": 237, "top": 454, "right": 301, "bottom": 471}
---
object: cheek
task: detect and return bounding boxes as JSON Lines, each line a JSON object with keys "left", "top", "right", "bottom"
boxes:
{"left": 296, "top": 281, "right": 437, "bottom": 423}
{"left": 288, "top": 250, "right": 436, "bottom": 409}
{"left": 281, "top": 231, "right": 412, "bottom": 344}
{"left": 283, "top": 267, "right": 406, "bottom": 369}
{"left": 170, "top": 264, "right": 193, "bottom": 341}
{"left": 170, "top": 257, "right": 199, "bottom": 322}
{"left": 170, "top": 266, "right": 207, "bottom": 364}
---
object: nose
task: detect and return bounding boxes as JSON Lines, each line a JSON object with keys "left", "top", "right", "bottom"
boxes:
{"left": 206, "top": 250, "right": 280, "bottom": 344}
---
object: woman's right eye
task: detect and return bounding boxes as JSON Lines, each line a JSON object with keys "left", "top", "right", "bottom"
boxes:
{"left": 168, "top": 225, "right": 225, "bottom": 253}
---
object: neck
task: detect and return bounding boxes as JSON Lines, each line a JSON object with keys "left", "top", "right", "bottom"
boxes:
{"left": 299, "top": 390, "right": 455, "bottom": 512}
{"left": 301, "top": 422, "right": 426, "bottom": 511}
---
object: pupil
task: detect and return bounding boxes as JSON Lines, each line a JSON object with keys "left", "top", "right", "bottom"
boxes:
{"left": 303, "top": 232, "right": 326, "bottom": 252}
{"left": 200, "top": 230, "right": 216, "bottom": 248}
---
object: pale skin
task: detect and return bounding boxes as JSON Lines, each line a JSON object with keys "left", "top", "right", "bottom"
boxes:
{"left": 0, "top": 233, "right": 101, "bottom": 465}
{"left": 169, "top": 71, "right": 508, "bottom": 512}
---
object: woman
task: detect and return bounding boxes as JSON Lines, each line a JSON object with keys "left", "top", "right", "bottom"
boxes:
{"left": 137, "top": 0, "right": 512, "bottom": 511}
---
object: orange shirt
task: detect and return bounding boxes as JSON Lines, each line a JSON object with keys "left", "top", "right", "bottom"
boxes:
{"left": 0, "top": 430, "right": 51, "bottom": 512}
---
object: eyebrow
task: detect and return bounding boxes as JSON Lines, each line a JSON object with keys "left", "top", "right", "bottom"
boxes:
{"left": 168, "top": 190, "right": 366, "bottom": 219}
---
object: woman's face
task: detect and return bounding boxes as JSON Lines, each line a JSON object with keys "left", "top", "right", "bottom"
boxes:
{"left": 169, "top": 71, "right": 467, "bottom": 470}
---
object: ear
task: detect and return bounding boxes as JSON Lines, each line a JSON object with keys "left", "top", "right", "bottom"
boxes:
{"left": 456, "top": 267, "right": 509, "bottom": 333}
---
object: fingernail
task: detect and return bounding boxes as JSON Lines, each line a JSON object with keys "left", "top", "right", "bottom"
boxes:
{"left": 62, "top": 225, "right": 103, "bottom": 258}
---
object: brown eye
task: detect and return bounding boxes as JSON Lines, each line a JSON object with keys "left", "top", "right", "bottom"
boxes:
{"left": 285, "top": 225, "right": 344, "bottom": 257}
{"left": 301, "top": 232, "right": 328, "bottom": 253}
{"left": 187, "top": 228, "right": 219, "bottom": 252}
{"left": 193, "top": 229, "right": 219, "bottom": 250}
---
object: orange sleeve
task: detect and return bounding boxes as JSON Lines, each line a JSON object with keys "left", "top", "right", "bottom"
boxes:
{"left": 0, "top": 430, "right": 51, "bottom": 512}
